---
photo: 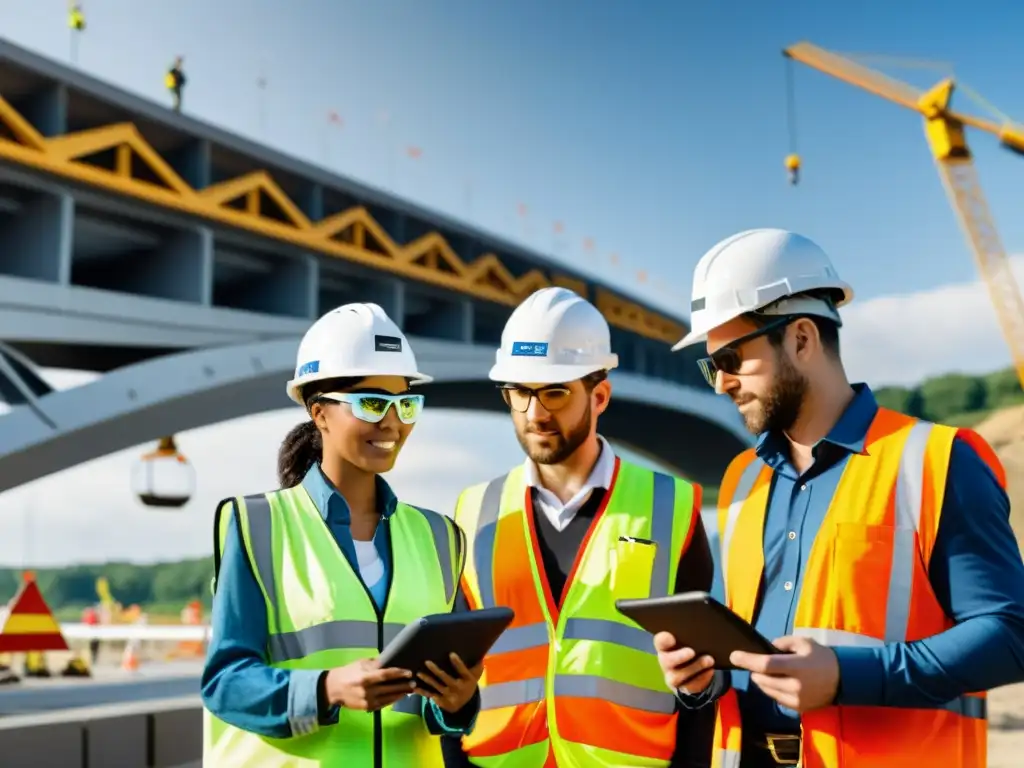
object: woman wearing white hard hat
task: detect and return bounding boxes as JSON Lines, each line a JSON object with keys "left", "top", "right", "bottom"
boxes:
{"left": 658, "top": 229, "right": 1024, "bottom": 768}
{"left": 202, "top": 302, "right": 481, "bottom": 768}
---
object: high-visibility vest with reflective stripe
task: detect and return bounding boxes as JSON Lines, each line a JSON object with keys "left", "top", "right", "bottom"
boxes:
{"left": 455, "top": 457, "right": 699, "bottom": 767}
{"left": 712, "top": 407, "right": 1004, "bottom": 768}
{"left": 202, "top": 485, "right": 466, "bottom": 768}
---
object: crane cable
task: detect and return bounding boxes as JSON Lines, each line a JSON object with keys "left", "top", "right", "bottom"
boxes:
{"left": 784, "top": 58, "right": 801, "bottom": 184}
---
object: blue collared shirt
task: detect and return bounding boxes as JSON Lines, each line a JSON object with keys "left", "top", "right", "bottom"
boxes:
{"left": 201, "top": 464, "right": 478, "bottom": 739}
{"left": 726, "top": 383, "right": 1024, "bottom": 737}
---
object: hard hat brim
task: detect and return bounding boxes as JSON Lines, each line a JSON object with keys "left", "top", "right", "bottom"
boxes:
{"left": 286, "top": 369, "right": 434, "bottom": 406}
{"left": 487, "top": 359, "right": 616, "bottom": 385}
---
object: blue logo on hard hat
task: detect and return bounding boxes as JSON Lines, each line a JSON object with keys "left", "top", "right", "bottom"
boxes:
{"left": 296, "top": 360, "right": 319, "bottom": 377}
{"left": 511, "top": 342, "right": 549, "bottom": 357}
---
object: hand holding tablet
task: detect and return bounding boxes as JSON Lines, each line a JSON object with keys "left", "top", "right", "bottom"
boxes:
{"left": 377, "top": 606, "right": 514, "bottom": 699}
{"left": 615, "top": 591, "right": 781, "bottom": 671}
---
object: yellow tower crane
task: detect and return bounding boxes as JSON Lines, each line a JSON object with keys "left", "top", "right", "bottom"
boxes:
{"left": 782, "top": 41, "right": 1024, "bottom": 390}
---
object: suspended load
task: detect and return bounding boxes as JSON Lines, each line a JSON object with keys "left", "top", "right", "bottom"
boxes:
{"left": 131, "top": 435, "right": 195, "bottom": 508}
{"left": 785, "top": 153, "right": 801, "bottom": 185}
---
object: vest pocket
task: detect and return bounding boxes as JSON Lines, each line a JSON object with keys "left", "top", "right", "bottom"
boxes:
{"left": 830, "top": 523, "right": 895, "bottom": 638}
{"left": 610, "top": 539, "right": 657, "bottom": 599}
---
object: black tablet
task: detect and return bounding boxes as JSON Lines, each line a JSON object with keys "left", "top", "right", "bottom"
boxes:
{"left": 615, "top": 591, "right": 779, "bottom": 670}
{"left": 377, "top": 607, "right": 515, "bottom": 694}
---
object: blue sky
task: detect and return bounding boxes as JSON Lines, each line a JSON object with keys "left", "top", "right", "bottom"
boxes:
{"left": 4, "top": 0, "right": 1023, "bottom": 310}
{"left": 2, "top": 0, "right": 1023, "bottom": 564}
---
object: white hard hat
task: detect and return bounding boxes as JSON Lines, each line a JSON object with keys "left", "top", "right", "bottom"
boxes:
{"left": 286, "top": 303, "right": 433, "bottom": 405}
{"left": 672, "top": 228, "right": 853, "bottom": 350}
{"left": 489, "top": 287, "right": 619, "bottom": 384}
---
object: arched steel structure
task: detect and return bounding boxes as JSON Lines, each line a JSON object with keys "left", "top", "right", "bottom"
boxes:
{"left": 0, "top": 337, "right": 751, "bottom": 493}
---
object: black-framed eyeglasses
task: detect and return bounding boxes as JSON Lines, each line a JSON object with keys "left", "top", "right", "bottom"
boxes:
{"left": 696, "top": 316, "right": 796, "bottom": 388}
{"left": 497, "top": 383, "right": 574, "bottom": 413}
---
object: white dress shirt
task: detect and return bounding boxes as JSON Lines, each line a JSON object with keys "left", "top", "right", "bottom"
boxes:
{"left": 524, "top": 434, "right": 617, "bottom": 532}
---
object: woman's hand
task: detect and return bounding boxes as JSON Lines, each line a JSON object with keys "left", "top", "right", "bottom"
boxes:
{"left": 415, "top": 652, "right": 483, "bottom": 713}
{"left": 325, "top": 658, "right": 415, "bottom": 712}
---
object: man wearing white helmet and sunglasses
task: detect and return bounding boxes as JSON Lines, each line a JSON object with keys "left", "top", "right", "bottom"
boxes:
{"left": 202, "top": 303, "right": 482, "bottom": 767}
{"left": 444, "top": 286, "right": 719, "bottom": 767}
{"left": 657, "top": 228, "right": 1024, "bottom": 768}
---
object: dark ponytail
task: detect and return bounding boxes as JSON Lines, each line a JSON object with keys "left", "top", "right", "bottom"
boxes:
{"left": 278, "top": 420, "right": 321, "bottom": 488}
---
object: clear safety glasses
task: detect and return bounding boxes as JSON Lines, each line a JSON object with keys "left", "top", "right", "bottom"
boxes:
{"left": 318, "top": 392, "right": 425, "bottom": 424}
{"left": 696, "top": 316, "right": 795, "bottom": 388}
{"left": 498, "top": 384, "right": 573, "bottom": 413}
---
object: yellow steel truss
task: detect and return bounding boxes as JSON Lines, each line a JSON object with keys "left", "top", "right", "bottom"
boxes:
{"left": 0, "top": 96, "right": 685, "bottom": 344}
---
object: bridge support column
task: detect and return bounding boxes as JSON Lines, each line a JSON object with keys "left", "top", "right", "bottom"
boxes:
{"left": 0, "top": 192, "right": 73, "bottom": 284}
{"left": 168, "top": 139, "right": 211, "bottom": 190}
{"left": 299, "top": 184, "right": 324, "bottom": 221}
{"left": 108, "top": 226, "right": 213, "bottom": 303}
{"left": 366, "top": 279, "right": 404, "bottom": 328}
{"left": 634, "top": 340, "right": 648, "bottom": 377}
{"left": 19, "top": 83, "right": 67, "bottom": 137}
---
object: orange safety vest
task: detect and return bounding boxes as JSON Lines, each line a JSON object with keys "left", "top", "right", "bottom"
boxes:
{"left": 712, "top": 406, "right": 1004, "bottom": 768}
{"left": 455, "top": 458, "right": 702, "bottom": 767}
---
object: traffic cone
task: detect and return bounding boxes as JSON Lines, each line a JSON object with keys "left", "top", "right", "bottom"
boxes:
{"left": 121, "top": 639, "right": 140, "bottom": 672}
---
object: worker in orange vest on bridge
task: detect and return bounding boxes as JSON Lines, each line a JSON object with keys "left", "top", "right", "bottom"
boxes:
{"left": 658, "top": 228, "right": 1024, "bottom": 767}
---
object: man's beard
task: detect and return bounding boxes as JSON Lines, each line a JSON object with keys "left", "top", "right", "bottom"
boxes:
{"left": 735, "top": 351, "right": 807, "bottom": 435}
{"left": 516, "top": 401, "right": 592, "bottom": 465}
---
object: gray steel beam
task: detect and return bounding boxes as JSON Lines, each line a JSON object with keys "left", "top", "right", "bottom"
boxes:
{"left": 0, "top": 336, "right": 750, "bottom": 493}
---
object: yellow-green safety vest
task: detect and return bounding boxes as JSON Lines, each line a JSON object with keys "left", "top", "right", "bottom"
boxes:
{"left": 203, "top": 485, "right": 466, "bottom": 768}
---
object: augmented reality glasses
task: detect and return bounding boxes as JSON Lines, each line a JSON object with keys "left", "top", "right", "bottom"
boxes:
{"left": 696, "top": 316, "right": 795, "bottom": 388}
{"left": 318, "top": 392, "right": 425, "bottom": 424}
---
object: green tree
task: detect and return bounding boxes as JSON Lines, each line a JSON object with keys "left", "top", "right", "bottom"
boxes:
{"left": 874, "top": 386, "right": 924, "bottom": 417}
{"left": 919, "top": 374, "right": 987, "bottom": 421}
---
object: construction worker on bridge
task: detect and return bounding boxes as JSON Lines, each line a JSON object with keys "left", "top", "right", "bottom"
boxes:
{"left": 658, "top": 228, "right": 1024, "bottom": 768}
{"left": 444, "top": 286, "right": 719, "bottom": 767}
{"left": 201, "top": 302, "right": 482, "bottom": 767}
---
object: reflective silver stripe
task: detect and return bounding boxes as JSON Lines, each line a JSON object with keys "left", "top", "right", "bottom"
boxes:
{"left": 553, "top": 675, "right": 676, "bottom": 714}
{"left": 649, "top": 472, "right": 677, "bottom": 597}
{"left": 793, "top": 627, "right": 985, "bottom": 721}
{"left": 563, "top": 617, "right": 656, "bottom": 655}
{"left": 392, "top": 693, "right": 425, "bottom": 716}
{"left": 720, "top": 459, "right": 764, "bottom": 584}
{"left": 268, "top": 620, "right": 407, "bottom": 663}
{"left": 489, "top": 621, "right": 548, "bottom": 654}
{"left": 480, "top": 677, "right": 546, "bottom": 709}
{"left": 943, "top": 695, "right": 987, "bottom": 720}
{"left": 480, "top": 674, "right": 674, "bottom": 714}
{"left": 244, "top": 496, "right": 280, "bottom": 633}
{"left": 717, "top": 749, "right": 741, "bottom": 768}
{"left": 473, "top": 476, "right": 506, "bottom": 609}
{"left": 415, "top": 506, "right": 456, "bottom": 603}
{"left": 793, "top": 627, "right": 883, "bottom": 648}
{"left": 885, "top": 420, "right": 933, "bottom": 643}
{"left": 488, "top": 618, "right": 656, "bottom": 657}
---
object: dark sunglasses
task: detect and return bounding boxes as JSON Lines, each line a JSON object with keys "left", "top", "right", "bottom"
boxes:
{"left": 696, "top": 316, "right": 796, "bottom": 388}
{"left": 498, "top": 384, "right": 574, "bottom": 413}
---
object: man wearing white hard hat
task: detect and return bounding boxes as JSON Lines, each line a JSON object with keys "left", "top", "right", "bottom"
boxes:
{"left": 202, "top": 303, "right": 482, "bottom": 767}
{"left": 444, "top": 286, "right": 718, "bottom": 767}
{"left": 656, "top": 229, "right": 1024, "bottom": 768}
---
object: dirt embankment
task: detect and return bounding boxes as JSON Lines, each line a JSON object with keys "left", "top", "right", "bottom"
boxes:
{"left": 972, "top": 405, "right": 1024, "bottom": 766}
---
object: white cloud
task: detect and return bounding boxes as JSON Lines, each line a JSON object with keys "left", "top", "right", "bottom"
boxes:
{"left": 839, "top": 255, "right": 1024, "bottom": 388}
